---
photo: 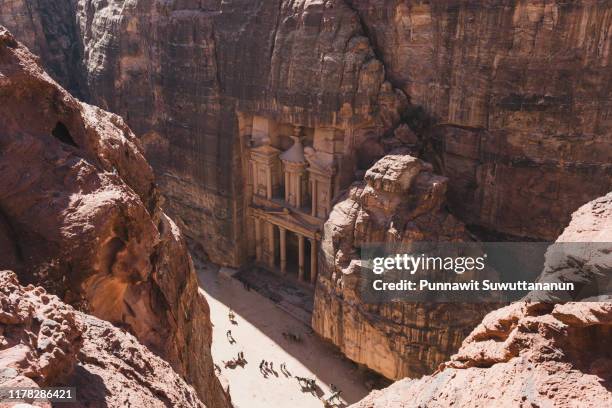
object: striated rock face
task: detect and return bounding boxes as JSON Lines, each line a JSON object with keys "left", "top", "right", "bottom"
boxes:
{"left": 2, "top": 0, "right": 610, "bottom": 250}
{"left": 0, "top": 0, "right": 409, "bottom": 266}
{"left": 312, "top": 154, "right": 493, "bottom": 380}
{"left": 0, "top": 28, "right": 228, "bottom": 408}
{"left": 0, "top": 270, "right": 205, "bottom": 408}
{"left": 346, "top": 0, "right": 612, "bottom": 240}
{"left": 351, "top": 193, "right": 612, "bottom": 408}
{"left": 105, "top": 0, "right": 407, "bottom": 266}
{"left": 0, "top": 0, "right": 86, "bottom": 98}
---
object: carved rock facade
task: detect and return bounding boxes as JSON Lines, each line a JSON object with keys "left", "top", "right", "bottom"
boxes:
{"left": 0, "top": 0, "right": 408, "bottom": 266}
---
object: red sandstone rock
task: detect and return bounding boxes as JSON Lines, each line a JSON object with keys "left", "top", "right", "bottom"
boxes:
{"left": 352, "top": 301, "right": 612, "bottom": 408}
{"left": 312, "top": 154, "right": 495, "bottom": 380}
{"left": 0, "top": 27, "right": 228, "bottom": 408}
{"left": 0, "top": 270, "right": 205, "bottom": 408}
{"left": 351, "top": 193, "right": 612, "bottom": 407}
{"left": 2, "top": 0, "right": 609, "bottom": 251}
{"left": 0, "top": 0, "right": 409, "bottom": 267}
{"left": 348, "top": 0, "right": 612, "bottom": 240}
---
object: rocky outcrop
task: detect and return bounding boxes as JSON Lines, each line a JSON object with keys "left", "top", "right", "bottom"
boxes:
{"left": 352, "top": 302, "right": 612, "bottom": 408}
{"left": 351, "top": 192, "right": 612, "bottom": 408}
{"left": 312, "top": 154, "right": 494, "bottom": 380}
{"left": 0, "top": 27, "right": 228, "bottom": 408}
{"left": 0, "top": 270, "right": 205, "bottom": 407}
{"left": 529, "top": 192, "right": 612, "bottom": 302}
{"left": 347, "top": 0, "right": 612, "bottom": 240}
{"left": 555, "top": 192, "right": 612, "bottom": 243}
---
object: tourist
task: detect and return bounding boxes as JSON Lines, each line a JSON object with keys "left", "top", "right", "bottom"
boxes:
{"left": 226, "top": 330, "right": 235, "bottom": 344}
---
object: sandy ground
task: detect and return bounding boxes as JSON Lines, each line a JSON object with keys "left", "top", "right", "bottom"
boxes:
{"left": 196, "top": 263, "right": 371, "bottom": 408}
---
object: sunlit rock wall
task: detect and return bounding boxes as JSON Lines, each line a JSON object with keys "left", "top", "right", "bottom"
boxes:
{"left": 312, "top": 154, "right": 494, "bottom": 379}
{"left": 0, "top": 27, "right": 229, "bottom": 408}
{"left": 351, "top": 191, "right": 612, "bottom": 407}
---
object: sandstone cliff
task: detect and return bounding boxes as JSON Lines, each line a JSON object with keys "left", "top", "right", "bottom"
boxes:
{"left": 1, "top": 0, "right": 610, "bottom": 258}
{"left": 312, "top": 154, "right": 494, "bottom": 380}
{"left": 0, "top": 0, "right": 406, "bottom": 266}
{"left": 0, "top": 270, "right": 206, "bottom": 407}
{"left": 351, "top": 193, "right": 612, "bottom": 408}
{"left": 347, "top": 0, "right": 612, "bottom": 240}
{"left": 0, "top": 27, "right": 228, "bottom": 408}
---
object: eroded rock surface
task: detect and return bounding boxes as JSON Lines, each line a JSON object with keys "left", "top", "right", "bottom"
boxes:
{"left": 1, "top": 0, "right": 610, "bottom": 253}
{"left": 0, "top": 0, "right": 406, "bottom": 266}
{"left": 351, "top": 193, "right": 612, "bottom": 407}
{"left": 348, "top": 0, "right": 612, "bottom": 240}
{"left": 312, "top": 154, "right": 493, "bottom": 380}
{"left": 0, "top": 27, "right": 228, "bottom": 408}
{"left": 530, "top": 192, "right": 612, "bottom": 302}
{"left": 353, "top": 301, "right": 612, "bottom": 408}
{"left": 0, "top": 270, "right": 205, "bottom": 408}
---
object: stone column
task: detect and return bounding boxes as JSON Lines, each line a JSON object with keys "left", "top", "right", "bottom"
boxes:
{"left": 296, "top": 175, "right": 302, "bottom": 209}
{"left": 309, "top": 238, "right": 317, "bottom": 285}
{"left": 266, "top": 167, "right": 272, "bottom": 199}
{"left": 279, "top": 227, "right": 287, "bottom": 274}
{"left": 267, "top": 222, "right": 275, "bottom": 267}
{"left": 284, "top": 172, "right": 290, "bottom": 202}
{"left": 254, "top": 217, "right": 262, "bottom": 262}
{"left": 298, "top": 234, "right": 305, "bottom": 282}
{"left": 311, "top": 178, "right": 317, "bottom": 216}
{"left": 251, "top": 161, "right": 257, "bottom": 191}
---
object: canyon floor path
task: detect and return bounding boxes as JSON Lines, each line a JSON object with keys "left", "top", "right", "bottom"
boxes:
{"left": 196, "top": 262, "right": 372, "bottom": 408}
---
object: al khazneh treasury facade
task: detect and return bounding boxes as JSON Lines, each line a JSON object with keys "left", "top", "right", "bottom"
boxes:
{"left": 238, "top": 114, "right": 345, "bottom": 285}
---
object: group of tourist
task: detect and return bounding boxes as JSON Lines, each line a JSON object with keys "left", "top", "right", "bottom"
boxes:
{"left": 219, "top": 307, "right": 344, "bottom": 406}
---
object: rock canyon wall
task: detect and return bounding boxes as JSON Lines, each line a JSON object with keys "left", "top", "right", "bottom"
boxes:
{"left": 1, "top": 0, "right": 610, "bottom": 259}
{"left": 347, "top": 0, "right": 612, "bottom": 240}
{"left": 0, "top": 0, "right": 408, "bottom": 266}
{"left": 352, "top": 192, "right": 612, "bottom": 407}
{"left": 312, "top": 154, "right": 495, "bottom": 380}
{"left": 0, "top": 27, "right": 228, "bottom": 408}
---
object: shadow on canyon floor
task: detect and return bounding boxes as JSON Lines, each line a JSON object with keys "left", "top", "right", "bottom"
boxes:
{"left": 194, "top": 257, "right": 381, "bottom": 407}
